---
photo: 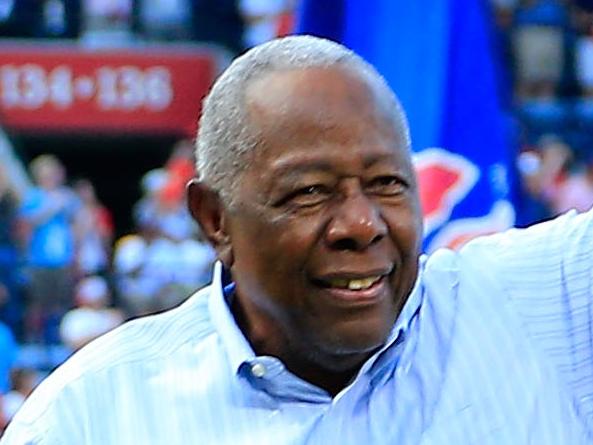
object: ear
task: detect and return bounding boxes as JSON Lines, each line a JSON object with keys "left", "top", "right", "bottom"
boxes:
{"left": 187, "top": 179, "right": 233, "bottom": 267}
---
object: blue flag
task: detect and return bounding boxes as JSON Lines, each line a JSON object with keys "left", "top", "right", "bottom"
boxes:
{"left": 297, "top": 0, "right": 515, "bottom": 251}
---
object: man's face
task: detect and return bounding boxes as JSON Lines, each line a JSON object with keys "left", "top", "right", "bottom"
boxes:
{"left": 226, "top": 66, "right": 423, "bottom": 369}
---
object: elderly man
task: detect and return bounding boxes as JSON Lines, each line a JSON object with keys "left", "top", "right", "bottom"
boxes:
{"left": 3, "top": 36, "right": 593, "bottom": 444}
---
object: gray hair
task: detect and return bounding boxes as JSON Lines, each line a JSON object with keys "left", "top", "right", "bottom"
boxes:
{"left": 196, "top": 35, "right": 409, "bottom": 205}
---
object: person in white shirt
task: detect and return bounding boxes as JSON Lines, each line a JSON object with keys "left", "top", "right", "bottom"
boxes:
{"left": 3, "top": 35, "right": 593, "bottom": 445}
{"left": 59, "top": 276, "right": 123, "bottom": 351}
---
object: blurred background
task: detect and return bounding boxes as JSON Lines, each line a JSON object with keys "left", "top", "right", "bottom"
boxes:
{"left": 1, "top": 0, "right": 593, "bottom": 432}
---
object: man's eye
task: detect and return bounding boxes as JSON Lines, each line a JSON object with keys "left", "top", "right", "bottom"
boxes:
{"left": 299, "top": 185, "right": 326, "bottom": 195}
{"left": 286, "top": 185, "right": 331, "bottom": 206}
{"left": 367, "top": 176, "right": 407, "bottom": 195}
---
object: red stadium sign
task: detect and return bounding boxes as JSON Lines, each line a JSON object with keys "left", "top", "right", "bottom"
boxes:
{"left": 0, "top": 42, "right": 224, "bottom": 136}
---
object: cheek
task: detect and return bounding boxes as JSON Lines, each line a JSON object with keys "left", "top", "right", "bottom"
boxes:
{"left": 264, "top": 206, "right": 324, "bottom": 246}
{"left": 386, "top": 208, "right": 423, "bottom": 255}
{"left": 231, "top": 212, "right": 321, "bottom": 283}
{"left": 230, "top": 214, "right": 324, "bottom": 322}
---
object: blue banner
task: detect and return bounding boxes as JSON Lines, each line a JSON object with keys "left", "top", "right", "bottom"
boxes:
{"left": 297, "top": 0, "right": 515, "bottom": 251}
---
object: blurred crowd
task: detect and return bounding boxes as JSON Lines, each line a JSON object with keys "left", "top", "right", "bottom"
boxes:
{"left": 0, "top": 0, "right": 296, "bottom": 53}
{"left": 492, "top": 0, "right": 593, "bottom": 224}
{"left": 0, "top": 139, "right": 216, "bottom": 431}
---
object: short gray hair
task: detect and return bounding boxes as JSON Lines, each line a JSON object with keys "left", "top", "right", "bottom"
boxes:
{"left": 196, "top": 35, "right": 409, "bottom": 204}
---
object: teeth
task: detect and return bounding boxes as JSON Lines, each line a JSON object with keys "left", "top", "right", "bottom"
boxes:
{"left": 328, "top": 276, "right": 381, "bottom": 290}
{"left": 348, "top": 277, "right": 379, "bottom": 290}
{"left": 330, "top": 278, "right": 349, "bottom": 288}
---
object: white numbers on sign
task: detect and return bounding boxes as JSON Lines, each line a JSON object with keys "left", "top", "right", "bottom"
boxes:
{"left": 0, "top": 65, "right": 20, "bottom": 107}
{"left": 145, "top": 67, "right": 173, "bottom": 111}
{"left": 97, "top": 66, "right": 173, "bottom": 111}
{"left": 20, "top": 64, "right": 49, "bottom": 109}
{"left": 49, "top": 66, "right": 74, "bottom": 108}
{"left": 119, "top": 66, "right": 144, "bottom": 110}
{"left": 96, "top": 67, "right": 118, "bottom": 109}
{"left": 0, "top": 64, "right": 174, "bottom": 111}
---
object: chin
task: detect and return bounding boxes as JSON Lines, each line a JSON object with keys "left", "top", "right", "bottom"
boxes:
{"left": 332, "top": 331, "right": 388, "bottom": 354}
{"left": 309, "top": 324, "right": 392, "bottom": 368}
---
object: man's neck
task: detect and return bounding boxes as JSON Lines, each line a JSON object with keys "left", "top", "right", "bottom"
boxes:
{"left": 230, "top": 295, "right": 372, "bottom": 396}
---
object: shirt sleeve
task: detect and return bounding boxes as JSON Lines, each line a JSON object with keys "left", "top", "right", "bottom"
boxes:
{"left": 460, "top": 207, "right": 593, "bottom": 421}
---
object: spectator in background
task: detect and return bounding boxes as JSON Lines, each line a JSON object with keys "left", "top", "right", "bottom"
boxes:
{"left": 152, "top": 178, "right": 196, "bottom": 241}
{"left": 114, "top": 231, "right": 215, "bottom": 317}
{"left": 115, "top": 139, "right": 214, "bottom": 317}
{"left": 133, "top": 0, "right": 192, "bottom": 41}
{"left": 134, "top": 140, "right": 197, "bottom": 242}
{"left": 59, "top": 275, "right": 123, "bottom": 351}
{"left": 19, "top": 155, "right": 79, "bottom": 344}
{"left": 155, "top": 139, "right": 197, "bottom": 241}
{"left": 512, "top": 0, "right": 568, "bottom": 99}
{"left": 140, "top": 221, "right": 214, "bottom": 312}
{"left": 133, "top": 167, "right": 167, "bottom": 239}
{"left": 240, "top": 0, "right": 294, "bottom": 48}
{"left": 573, "top": 1, "right": 593, "bottom": 97}
{"left": 39, "top": 0, "right": 81, "bottom": 39}
{"left": 72, "top": 178, "right": 114, "bottom": 278}
{"left": 80, "top": 0, "right": 133, "bottom": 46}
{"left": 516, "top": 134, "right": 593, "bottom": 220}
{"left": 537, "top": 139, "right": 593, "bottom": 215}
{"left": 112, "top": 233, "right": 152, "bottom": 316}
{"left": 550, "top": 161, "right": 593, "bottom": 214}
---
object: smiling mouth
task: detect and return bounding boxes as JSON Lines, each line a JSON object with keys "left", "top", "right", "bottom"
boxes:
{"left": 321, "top": 276, "right": 383, "bottom": 291}
{"left": 312, "top": 274, "right": 388, "bottom": 305}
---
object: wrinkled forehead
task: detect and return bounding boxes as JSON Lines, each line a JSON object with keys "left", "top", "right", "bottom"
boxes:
{"left": 243, "top": 66, "right": 409, "bottom": 160}
{"left": 236, "top": 67, "right": 414, "bottom": 189}
{"left": 245, "top": 64, "right": 400, "bottom": 126}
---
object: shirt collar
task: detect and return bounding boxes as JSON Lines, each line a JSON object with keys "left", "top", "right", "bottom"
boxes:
{"left": 208, "top": 262, "right": 257, "bottom": 374}
{"left": 208, "top": 257, "right": 426, "bottom": 379}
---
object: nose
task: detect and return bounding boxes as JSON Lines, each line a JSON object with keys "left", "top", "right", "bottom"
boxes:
{"left": 325, "top": 190, "right": 387, "bottom": 251}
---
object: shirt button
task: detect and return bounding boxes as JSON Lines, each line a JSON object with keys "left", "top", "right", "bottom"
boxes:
{"left": 251, "top": 363, "right": 266, "bottom": 378}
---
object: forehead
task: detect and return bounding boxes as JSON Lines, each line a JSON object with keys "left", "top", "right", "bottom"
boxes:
{"left": 243, "top": 66, "right": 410, "bottom": 173}
{"left": 246, "top": 66, "right": 396, "bottom": 131}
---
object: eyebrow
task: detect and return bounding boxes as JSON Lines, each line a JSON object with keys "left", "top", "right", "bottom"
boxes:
{"left": 269, "top": 152, "right": 400, "bottom": 181}
{"left": 269, "top": 160, "right": 333, "bottom": 182}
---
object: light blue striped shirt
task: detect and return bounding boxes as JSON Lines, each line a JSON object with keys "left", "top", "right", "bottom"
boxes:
{"left": 2, "top": 209, "right": 593, "bottom": 444}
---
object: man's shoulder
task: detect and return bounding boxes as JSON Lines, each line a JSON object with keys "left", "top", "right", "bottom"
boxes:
{"left": 10, "top": 286, "right": 216, "bottom": 425}
{"left": 66, "top": 285, "right": 214, "bottom": 376}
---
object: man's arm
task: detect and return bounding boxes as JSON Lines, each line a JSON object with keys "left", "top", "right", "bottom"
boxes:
{"left": 460, "top": 207, "right": 593, "bottom": 422}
